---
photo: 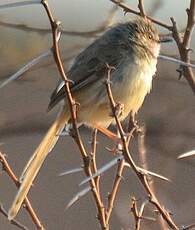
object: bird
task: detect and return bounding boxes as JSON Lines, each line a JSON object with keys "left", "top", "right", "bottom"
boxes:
{"left": 8, "top": 17, "right": 163, "bottom": 220}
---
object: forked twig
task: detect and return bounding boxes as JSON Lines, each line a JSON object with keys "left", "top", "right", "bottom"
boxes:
{"left": 131, "top": 198, "right": 149, "bottom": 230}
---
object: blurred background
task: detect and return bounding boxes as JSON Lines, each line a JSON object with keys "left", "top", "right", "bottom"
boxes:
{"left": 0, "top": 0, "right": 195, "bottom": 229}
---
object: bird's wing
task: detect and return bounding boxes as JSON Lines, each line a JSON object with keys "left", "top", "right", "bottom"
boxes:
{"left": 48, "top": 26, "right": 132, "bottom": 111}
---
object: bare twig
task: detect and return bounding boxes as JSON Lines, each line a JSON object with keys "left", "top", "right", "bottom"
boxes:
{"left": 90, "top": 129, "right": 101, "bottom": 191}
{"left": 131, "top": 198, "right": 148, "bottom": 230}
{"left": 138, "top": 0, "right": 146, "bottom": 17}
{"left": 105, "top": 64, "right": 178, "bottom": 229}
{"left": 109, "top": 0, "right": 172, "bottom": 30}
{"left": 105, "top": 158, "right": 125, "bottom": 224}
{"left": 170, "top": 0, "right": 195, "bottom": 93}
{"left": 0, "top": 152, "right": 44, "bottom": 229}
{"left": 41, "top": 1, "right": 107, "bottom": 229}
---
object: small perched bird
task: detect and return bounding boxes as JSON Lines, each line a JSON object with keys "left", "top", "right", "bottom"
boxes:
{"left": 9, "top": 17, "right": 164, "bottom": 220}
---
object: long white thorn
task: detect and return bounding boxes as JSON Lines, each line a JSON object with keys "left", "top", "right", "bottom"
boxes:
{"left": 0, "top": 49, "right": 52, "bottom": 88}
{"left": 0, "top": 1, "right": 41, "bottom": 10}
{"left": 177, "top": 149, "right": 195, "bottom": 159}
{"left": 59, "top": 167, "right": 83, "bottom": 177}
{"left": 159, "top": 54, "right": 195, "bottom": 69}
{"left": 79, "top": 155, "right": 123, "bottom": 186}
{"left": 65, "top": 186, "right": 91, "bottom": 210}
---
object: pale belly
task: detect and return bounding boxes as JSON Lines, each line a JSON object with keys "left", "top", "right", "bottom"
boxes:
{"left": 73, "top": 60, "right": 157, "bottom": 127}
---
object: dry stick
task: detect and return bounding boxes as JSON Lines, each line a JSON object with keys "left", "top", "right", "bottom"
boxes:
{"left": 131, "top": 198, "right": 148, "bottom": 230}
{"left": 138, "top": 0, "right": 146, "bottom": 17}
{"left": 170, "top": 0, "right": 195, "bottom": 93}
{"left": 105, "top": 158, "right": 125, "bottom": 225}
{"left": 137, "top": 128, "right": 167, "bottom": 230}
{"left": 40, "top": 1, "right": 107, "bottom": 229}
{"left": 109, "top": 0, "right": 172, "bottom": 30}
{"left": 131, "top": 197, "right": 140, "bottom": 229}
{"left": 105, "top": 116, "right": 137, "bottom": 224}
{"left": 0, "top": 152, "right": 44, "bottom": 230}
{"left": 105, "top": 65, "right": 178, "bottom": 229}
{"left": 90, "top": 129, "right": 101, "bottom": 192}
{"left": 0, "top": 204, "right": 28, "bottom": 230}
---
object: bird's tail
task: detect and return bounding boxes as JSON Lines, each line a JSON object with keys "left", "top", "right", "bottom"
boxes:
{"left": 8, "top": 109, "right": 68, "bottom": 220}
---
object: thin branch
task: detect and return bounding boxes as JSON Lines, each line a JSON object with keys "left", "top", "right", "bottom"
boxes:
{"left": 105, "top": 159, "right": 125, "bottom": 224}
{"left": 138, "top": 0, "right": 146, "bottom": 17}
{"left": 131, "top": 198, "right": 148, "bottom": 230}
{"left": 137, "top": 127, "right": 168, "bottom": 230}
{"left": 90, "top": 129, "right": 100, "bottom": 192}
{"left": 183, "top": 0, "right": 195, "bottom": 48}
{"left": 109, "top": 0, "right": 172, "bottom": 30}
{"left": 0, "top": 152, "right": 44, "bottom": 229}
{"left": 105, "top": 65, "right": 178, "bottom": 229}
{"left": 41, "top": 1, "right": 107, "bottom": 229}
{"left": 170, "top": 13, "right": 195, "bottom": 93}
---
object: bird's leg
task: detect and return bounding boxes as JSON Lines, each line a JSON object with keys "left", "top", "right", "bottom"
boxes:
{"left": 94, "top": 124, "right": 123, "bottom": 155}
{"left": 93, "top": 124, "right": 120, "bottom": 142}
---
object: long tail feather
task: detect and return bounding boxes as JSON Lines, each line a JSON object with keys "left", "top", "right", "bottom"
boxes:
{"left": 8, "top": 110, "right": 68, "bottom": 220}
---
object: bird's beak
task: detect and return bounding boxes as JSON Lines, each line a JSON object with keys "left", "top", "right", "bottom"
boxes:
{"left": 159, "top": 36, "right": 173, "bottom": 43}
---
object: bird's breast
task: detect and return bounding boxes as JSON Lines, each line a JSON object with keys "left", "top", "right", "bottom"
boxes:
{"left": 112, "top": 58, "right": 157, "bottom": 117}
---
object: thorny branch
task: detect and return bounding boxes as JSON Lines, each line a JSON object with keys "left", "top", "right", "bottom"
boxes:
{"left": 0, "top": 152, "right": 44, "bottom": 230}
{"left": 131, "top": 198, "right": 149, "bottom": 230}
{"left": 105, "top": 65, "right": 178, "bottom": 229}
{"left": 41, "top": 1, "right": 107, "bottom": 229}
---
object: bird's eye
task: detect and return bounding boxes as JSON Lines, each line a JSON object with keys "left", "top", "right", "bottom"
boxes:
{"left": 148, "top": 34, "right": 152, "bottom": 39}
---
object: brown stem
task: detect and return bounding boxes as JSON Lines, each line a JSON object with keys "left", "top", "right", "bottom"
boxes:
{"left": 0, "top": 152, "right": 44, "bottom": 229}
{"left": 109, "top": 0, "right": 172, "bottom": 30}
{"left": 131, "top": 198, "right": 148, "bottom": 230}
{"left": 41, "top": 1, "right": 107, "bottom": 229}
{"left": 105, "top": 159, "right": 125, "bottom": 224}
{"left": 105, "top": 65, "right": 178, "bottom": 229}
{"left": 138, "top": 0, "right": 146, "bottom": 17}
{"left": 90, "top": 129, "right": 101, "bottom": 192}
